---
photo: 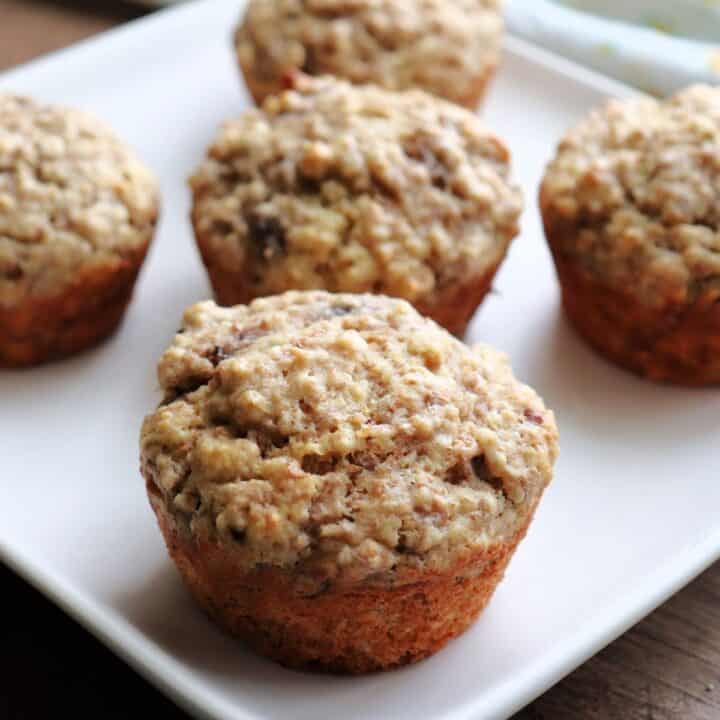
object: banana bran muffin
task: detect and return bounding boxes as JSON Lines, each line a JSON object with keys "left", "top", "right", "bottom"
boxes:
{"left": 234, "top": 0, "right": 503, "bottom": 109}
{"left": 189, "top": 76, "right": 522, "bottom": 337}
{"left": 140, "top": 291, "right": 558, "bottom": 673}
{"left": 541, "top": 85, "right": 720, "bottom": 384}
{"left": 0, "top": 94, "right": 159, "bottom": 367}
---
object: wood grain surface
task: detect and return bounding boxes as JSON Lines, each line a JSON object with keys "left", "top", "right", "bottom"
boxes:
{"left": 0, "top": 0, "right": 143, "bottom": 70}
{"left": 0, "top": 2, "right": 718, "bottom": 719}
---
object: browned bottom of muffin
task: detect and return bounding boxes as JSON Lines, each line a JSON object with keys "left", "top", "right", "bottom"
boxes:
{"left": 549, "top": 249, "right": 720, "bottom": 385}
{"left": 239, "top": 62, "right": 497, "bottom": 110}
{"left": 456, "top": 63, "right": 497, "bottom": 110}
{"left": 0, "top": 243, "right": 150, "bottom": 367}
{"left": 239, "top": 61, "right": 284, "bottom": 107}
{"left": 194, "top": 231, "right": 257, "bottom": 309}
{"left": 196, "top": 229, "right": 500, "bottom": 338}
{"left": 150, "top": 491, "right": 530, "bottom": 674}
{"left": 415, "top": 262, "right": 501, "bottom": 337}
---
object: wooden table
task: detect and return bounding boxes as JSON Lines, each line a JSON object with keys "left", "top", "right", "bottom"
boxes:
{"left": 1, "top": 2, "right": 718, "bottom": 718}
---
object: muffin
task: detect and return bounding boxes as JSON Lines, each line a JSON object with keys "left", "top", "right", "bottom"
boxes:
{"left": 234, "top": 0, "right": 503, "bottom": 109}
{"left": 140, "top": 291, "right": 558, "bottom": 673}
{"left": 0, "top": 94, "right": 159, "bottom": 367}
{"left": 189, "top": 76, "right": 522, "bottom": 337}
{"left": 541, "top": 85, "right": 720, "bottom": 384}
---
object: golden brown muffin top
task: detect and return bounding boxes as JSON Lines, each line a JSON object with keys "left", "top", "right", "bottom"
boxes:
{"left": 0, "top": 94, "right": 159, "bottom": 306}
{"left": 541, "top": 85, "right": 720, "bottom": 308}
{"left": 190, "top": 76, "right": 521, "bottom": 307}
{"left": 141, "top": 292, "right": 557, "bottom": 584}
{"left": 234, "top": 0, "right": 502, "bottom": 106}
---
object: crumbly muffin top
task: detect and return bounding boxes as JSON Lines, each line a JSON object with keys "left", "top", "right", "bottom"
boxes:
{"left": 542, "top": 85, "right": 720, "bottom": 308}
{"left": 234, "top": 0, "right": 502, "bottom": 105}
{"left": 0, "top": 94, "right": 159, "bottom": 306}
{"left": 141, "top": 292, "right": 557, "bottom": 585}
{"left": 190, "top": 76, "right": 521, "bottom": 306}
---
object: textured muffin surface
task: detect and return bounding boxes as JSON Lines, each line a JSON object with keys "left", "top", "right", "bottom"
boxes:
{"left": 541, "top": 85, "right": 720, "bottom": 310}
{"left": 141, "top": 292, "right": 557, "bottom": 586}
{"left": 0, "top": 94, "right": 159, "bottom": 307}
{"left": 190, "top": 76, "right": 521, "bottom": 320}
{"left": 234, "top": 0, "right": 502, "bottom": 106}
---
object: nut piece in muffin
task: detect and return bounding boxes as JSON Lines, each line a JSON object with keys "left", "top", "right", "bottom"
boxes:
{"left": 0, "top": 94, "right": 159, "bottom": 367}
{"left": 541, "top": 85, "right": 720, "bottom": 385}
{"left": 189, "top": 76, "right": 522, "bottom": 337}
{"left": 234, "top": 0, "right": 503, "bottom": 109}
{"left": 141, "top": 291, "right": 558, "bottom": 673}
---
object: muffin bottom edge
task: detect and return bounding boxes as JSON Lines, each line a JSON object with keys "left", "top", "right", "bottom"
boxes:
{"left": 151, "top": 500, "right": 533, "bottom": 674}
{"left": 238, "top": 60, "right": 497, "bottom": 111}
{"left": 550, "top": 248, "right": 720, "bottom": 385}
{"left": 196, "top": 241, "right": 503, "bottom": 339}
{"left": 0, "top": 242, "right": 150, "bottom": 367}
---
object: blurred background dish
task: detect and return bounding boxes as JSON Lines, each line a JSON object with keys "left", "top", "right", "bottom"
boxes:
{"left": 505, "top": 0, "right": 720, "bottom": 95}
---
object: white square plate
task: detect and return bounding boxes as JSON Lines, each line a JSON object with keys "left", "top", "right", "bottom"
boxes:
{"left": 1, "top": 2, "right": 718, "bottom": 719}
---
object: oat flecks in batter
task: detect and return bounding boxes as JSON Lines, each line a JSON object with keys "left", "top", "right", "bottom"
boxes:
{"left": 235, "top": 0, "right": 502, "bottom": 106}
{"left": 0, "top": 94, "right": 159, "bottom": 305}
{"left": 141, "top": 292, "right": 557, "bottom": 584}
{"left": 190, "top": 76, "right": 522, "bottom": 308}
{"left": 542, "top": 84, "right": 720, "bottom": 308}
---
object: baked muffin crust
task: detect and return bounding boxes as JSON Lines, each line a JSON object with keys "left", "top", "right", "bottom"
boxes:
{"left": 141, "top": 292, "right": 557, "bottom": 586}
{"left": 541, "top": 85, "right": 720, "bottom": 383}
{"left": 0, "top": 94, "right": 158, "bottom": 307}
{"left": 190, "top": 76, "right": 522, "bottom": 334}
{"left": 542, "top": 85, "right": 720, "bottom": 310}
{"left": 234, "top": 0, "right": 502, "bottom": 107}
